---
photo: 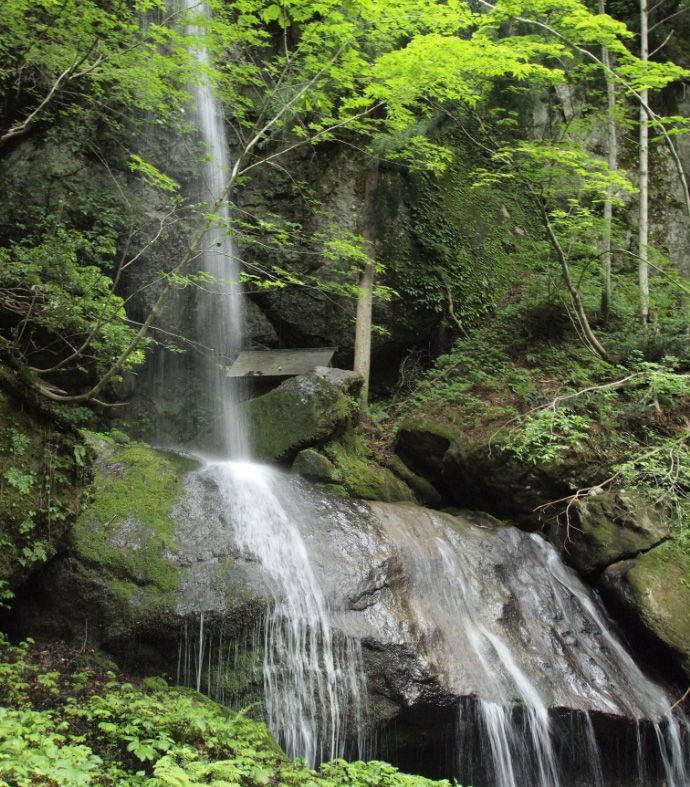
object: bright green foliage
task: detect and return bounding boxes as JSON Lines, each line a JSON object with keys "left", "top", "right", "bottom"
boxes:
{"left": 505, "top": 407, "right": 592, "bottom": 463}
{"left": 0, "top": 0, "right": 196, "bottom": 142}
{"left": 0, "top": 232, "right": 146, "bottom": 383}
{"left": 0, "top": 636, "right": 459, "bottom": 786}
{"left": 2, "top": 0, "right": 687, "bottom": 403}
{"left": 0, "top": 0, "right": 203, "bottom": 402}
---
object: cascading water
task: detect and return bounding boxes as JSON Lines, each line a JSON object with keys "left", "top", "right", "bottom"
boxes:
{"left": 209, "top": 460, "right": 370, "bottom": 765}
{"left": 183, "top": 0, "right": 245, "bottom": 457}
{"left": 354, "top": 505, "right": 690, "bottom": 786}
{"left": 180, "top": 3, "right": 370, "bottom": 763}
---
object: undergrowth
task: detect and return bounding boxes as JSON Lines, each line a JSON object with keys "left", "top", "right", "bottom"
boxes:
{"left": 0, "top": 636, "right": 459, "bottom": 787}
{"left": 376, "top": 293, "right": 690, "bottom": 552}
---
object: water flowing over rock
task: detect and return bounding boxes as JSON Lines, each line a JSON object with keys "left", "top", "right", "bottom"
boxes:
{"left": 11, "top": 449, "right": 690, "bottom": 783}
{"left": 182, "top": 461, "right": 690, "bottom": 785}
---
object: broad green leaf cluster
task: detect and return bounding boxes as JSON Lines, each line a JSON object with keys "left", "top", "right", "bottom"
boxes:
{"left": 0, "top": 636, "right": 459, "bottom": 787}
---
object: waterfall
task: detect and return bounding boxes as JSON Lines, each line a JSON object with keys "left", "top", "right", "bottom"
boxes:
{"left": 175, "top": 4, "right": 689, "bottom": 782}
{"left": 339, "top": 502, "right": 690, "bottom": 786}
{"left": 180, "top": 2, "right": 370, "bottom": 765}
{"left": 183, "top": 0, "right": 246, "bottom": 458}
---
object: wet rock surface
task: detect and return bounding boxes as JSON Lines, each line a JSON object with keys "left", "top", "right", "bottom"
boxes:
{"left": 8, "top": 445, "right": 688, "bottom": 783}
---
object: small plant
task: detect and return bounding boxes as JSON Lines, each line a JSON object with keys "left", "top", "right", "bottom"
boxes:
{"left": 505, "top": 407, "right": 592, "bottom": 464}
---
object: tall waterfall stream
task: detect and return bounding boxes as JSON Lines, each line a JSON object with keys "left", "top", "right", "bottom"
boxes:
{"left": 175, "top": 3, "right": 690, "bottom": 784}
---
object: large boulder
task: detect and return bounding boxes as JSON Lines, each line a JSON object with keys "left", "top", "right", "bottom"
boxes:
{"left": 10, "top": 438, "right": 267, "bottom": 675}
{"left": 242, "top": 367, "right": 362, "bottom": 463}
{"left": 548, "top": 491, "right": 670, "bottom": 575}
{"left": 600, "top": 542, "right": 690, "bottom": 679}
{"left": 9, "top": 443, "right": 686, "bottom": 782}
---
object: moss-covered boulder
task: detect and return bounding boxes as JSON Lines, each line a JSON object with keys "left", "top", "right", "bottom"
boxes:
{"left": 243, "top": 367, "right": 362, "bottom": 463}
{"left": 12, "top": 438, "right": 265, "bottom": 673}
{"left": 292, "top": 448, "right": 339, "bottom": 482}
{"left": 72, "top": 437, "right": 197, "bottom": 609}
{"left": 548, "top": 491, "right": 669, "bottom": 575}
{"left": 394, "top": 418, "right": 455, "bottom": 491}
{"left": 382, "top": 455, "right": 442, "bottom": 507}
{"left": 292, "top": 440, "right": 416, "bottom": 503}
{"left": 601, "top": 542, "right": 690, "bottom": 678}
{"left": 0, "top": 383, "right": 85, "bottom": 589}
{"left": 321, "top": 439, "right": 416, "bottom": 503}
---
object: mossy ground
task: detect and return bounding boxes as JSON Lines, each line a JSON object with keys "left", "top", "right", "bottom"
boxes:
{"left": 374, "top": 292, "right": 690, "bottom": 550}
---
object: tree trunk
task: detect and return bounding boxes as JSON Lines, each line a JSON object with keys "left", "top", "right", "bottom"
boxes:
{"left": 353, "top": 165, "right": 379, "bottom": 408}
{"left": 599, "top": 0, "right": 618, "bottom": 322}
{"left": 639, "top": 0, "right": 650, "bottom": 326}
{"left": 539, "top": 199, "right": 610, "bottom": 362}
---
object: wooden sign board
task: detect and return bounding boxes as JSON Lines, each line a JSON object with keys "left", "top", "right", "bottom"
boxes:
{"left": 226, "top": 347, "right": 337, "bottom": 378}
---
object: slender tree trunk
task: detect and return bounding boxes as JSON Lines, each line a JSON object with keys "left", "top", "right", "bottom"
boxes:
{"left": 353, "top": 165, "right": 379, "bottom": 408}
{"left": 639, "top": 0, "right": 650, "bottom": 326}
{"left": 599, "top": 0, "right": 618, "bottom": 322}
{"left": 539, "top": 199, "right": 610, "bottom": 362}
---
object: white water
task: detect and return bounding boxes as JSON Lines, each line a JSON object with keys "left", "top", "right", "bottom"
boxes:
{"left": 210, "top": 459, "right": 369, "bottom": 765}
{"left": 360, "top": 506, "right": 690, "bottom": 786}
{"left": 180, "top": 2, "right": 369, "bottom": 764}
{"left": 183, "top": 0, "right": 246, "bottom": 457}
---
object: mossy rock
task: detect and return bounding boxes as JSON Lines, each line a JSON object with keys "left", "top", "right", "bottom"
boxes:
{"left": 0, "top": 384, "right": 84, "bottom": 588}
{"left": 549, "top": 491, "right": 670, "bottom": 575}
{"left": 323, "top": 438, "right": 416, "bottom": 503}
{"left": 12, "top": 439, "right": 266, "bottom": 673}
{"left": 292, "top": 448, "right": 339, "bottom": 482}
{"left": 394, "top": 418, "right": 457, "bottom": 489}
{"left": 74, "top": 438, "right": 199, "bottom": 601}
{"left": 602, "top": 541, "right": 690, "bottom": 677}
{"left": 395, "top": 414, "right": 610, "bottom": 529}
{"left": 383, "top": 455, "right": 442, "bottom": 507}
{"left": 242, "top": 368, "right": 362, "bottom": 463}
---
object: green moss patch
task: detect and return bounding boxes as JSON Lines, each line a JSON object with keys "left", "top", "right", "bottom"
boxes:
{"left": 323, "top": 434, "right": 416, "bottom": 503}
{"left": 625, "top": 542, "right": 690, "bottom": 667}
{"left": 74, "top": 442, "right": 198, "bottom": 602}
